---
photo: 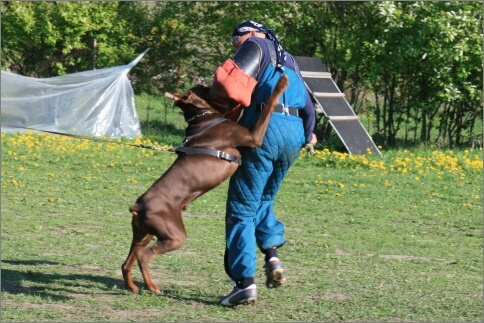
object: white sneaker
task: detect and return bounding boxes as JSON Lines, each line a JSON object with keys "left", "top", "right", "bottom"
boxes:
{"left": 220, "top": 284, "right": 257, "bottom": 306}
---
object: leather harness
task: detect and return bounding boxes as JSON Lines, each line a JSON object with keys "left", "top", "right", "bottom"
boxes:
{"left": 175, "top": 115, "right": 242, "bottom": 165}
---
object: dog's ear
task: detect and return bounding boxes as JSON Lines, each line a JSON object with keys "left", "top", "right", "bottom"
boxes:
{"left": 185, "top": 91, "right": 213, "bottom": 110}
{"left": 165, "top": 92, "right": 181, "bottom": 101}
{"left": 167, "top": 86, "right": 218, "bottom": 113}
{"left": 189, "top": 85, "right": 211, "bottom": 101}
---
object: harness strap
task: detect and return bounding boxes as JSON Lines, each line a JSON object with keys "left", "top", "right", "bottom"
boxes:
{"left": 182, "top": 117, "right": 226, "bottom": 145}
{"left": 175, "top": 146, "right": 242, "bottom": 165}
{"left": 256, "top": 103, "right": 299, "bottom": 117}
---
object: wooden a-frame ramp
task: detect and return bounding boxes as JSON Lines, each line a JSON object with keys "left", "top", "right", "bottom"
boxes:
{"left": 294, "top": 56, "right": 382, "bottom": 157}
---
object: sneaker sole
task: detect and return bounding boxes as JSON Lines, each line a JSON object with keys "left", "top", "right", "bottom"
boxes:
{"left": 241, "top": 297, "right": 257, "bottom": 305}
{"left": 222, "top": 296, "right": 257, "bottom": 306}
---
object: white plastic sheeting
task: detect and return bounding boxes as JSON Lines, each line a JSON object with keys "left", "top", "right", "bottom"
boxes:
{"left": 1, "top": 49, "right": 149, "bottom": 138}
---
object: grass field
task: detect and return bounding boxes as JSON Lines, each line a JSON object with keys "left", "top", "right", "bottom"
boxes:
{"left": 1, "top": 127, "right": 482, "bottom": 322}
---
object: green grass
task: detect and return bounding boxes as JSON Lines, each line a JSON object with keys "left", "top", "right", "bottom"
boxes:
{"left": 1, "top": 129, "right": 482, "bottom": 322}
{"left": 1, "top": 97, "right": 482, "bottom": 321}
{"left": 135, "top": 92, "right": 187, "bottom": 147}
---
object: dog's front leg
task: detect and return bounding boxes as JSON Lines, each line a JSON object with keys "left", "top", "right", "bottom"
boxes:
{"left": 250, "top": 75, "right": 289, "bottom": 146}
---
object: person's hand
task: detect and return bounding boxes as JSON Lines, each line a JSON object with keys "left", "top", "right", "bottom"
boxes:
{"left": 306, "top": 133, "right": 317, "bottom": 154}
{"left": 310, "top": 133, "right": 317, "bottom": 146}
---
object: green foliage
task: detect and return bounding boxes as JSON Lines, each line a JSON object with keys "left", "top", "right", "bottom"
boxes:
{"left": 1, "top": 1, "right": 482, "bottom": 147}
{"left": 1, "top": 1, "right": 136, "bottom": 76}
{"left": 369, "top": 1, "right": 483, "bottom": 147}
{"left": 307, "top": 1, "right": 483, "bottom": 147}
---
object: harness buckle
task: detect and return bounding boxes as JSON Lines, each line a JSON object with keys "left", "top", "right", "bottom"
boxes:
{"left": 281, "top": 104, "right": 290, "bottom": 115}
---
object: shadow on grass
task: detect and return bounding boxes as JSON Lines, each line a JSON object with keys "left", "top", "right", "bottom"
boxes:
{"left": 157, "top": 288, "right": 220, "bottom": 306}
{"left": 2, "top": 260, "right": 221, "bottom": 305}
{"left": 1, "top": 260, "right": 126, "bottom": 302}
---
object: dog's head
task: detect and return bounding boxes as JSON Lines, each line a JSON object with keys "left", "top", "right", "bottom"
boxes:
{"left": 166, "top": 85, "right": 223, "bottom": 122}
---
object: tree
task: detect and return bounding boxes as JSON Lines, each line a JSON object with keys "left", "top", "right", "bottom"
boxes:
{"left": 2, "top": 1, "right": 481, "bottom": 148}
{"left": 1, "top": 1, "right": 136, "bottom": 76}
{"left": 327, "top": 1, "right": 483, "bottom": 147}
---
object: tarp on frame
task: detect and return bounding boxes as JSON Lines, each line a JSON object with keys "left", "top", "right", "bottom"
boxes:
{"left": 1, "top": 49, "right": 149, "bottom": 138}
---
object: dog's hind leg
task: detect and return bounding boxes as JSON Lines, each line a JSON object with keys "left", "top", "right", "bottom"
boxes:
{"left": 137, "top": 218, "right": 187, "bottom": 294}
{"left": 121, "top": 213, "right": 154, "bottom": 293}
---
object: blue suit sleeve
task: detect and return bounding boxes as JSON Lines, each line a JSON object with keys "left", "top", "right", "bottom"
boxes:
{"left": 299, "top": 90, "right": 316, "bottom": 143}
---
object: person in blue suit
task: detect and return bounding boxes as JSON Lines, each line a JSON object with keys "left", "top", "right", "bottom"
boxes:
{"left": 209, "top": 20, "right": 317, "bottom": 306}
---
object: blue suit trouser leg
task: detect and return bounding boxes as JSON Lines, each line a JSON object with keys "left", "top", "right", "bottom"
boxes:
{"left": 224, "top": 116, "right": 305, "bottom": 281}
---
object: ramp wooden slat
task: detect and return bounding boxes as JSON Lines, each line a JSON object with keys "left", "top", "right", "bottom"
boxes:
{"left": 328, "top": 116, "right": 360, "bottom": 121}
{"left": 300, "top": 71, "right": 332, "bottom": 78}
{"left": 294, "top": 56, "right": 382, "bottom": 156}
{"left": 313, "top": 92, "right": 346, "bottom": 98}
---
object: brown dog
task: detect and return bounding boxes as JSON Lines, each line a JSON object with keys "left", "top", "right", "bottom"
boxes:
{"left": 121, "top": 75, "right": 289, "bottom": 294}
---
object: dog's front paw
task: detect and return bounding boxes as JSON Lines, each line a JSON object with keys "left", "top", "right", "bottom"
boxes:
{"left": 276, "top": 75, "right": 289, "bottom": 93}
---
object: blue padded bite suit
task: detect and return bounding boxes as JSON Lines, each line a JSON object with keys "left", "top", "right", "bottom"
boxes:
{"left": 224, "top": 37, "right": 311, "bottom": 281}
